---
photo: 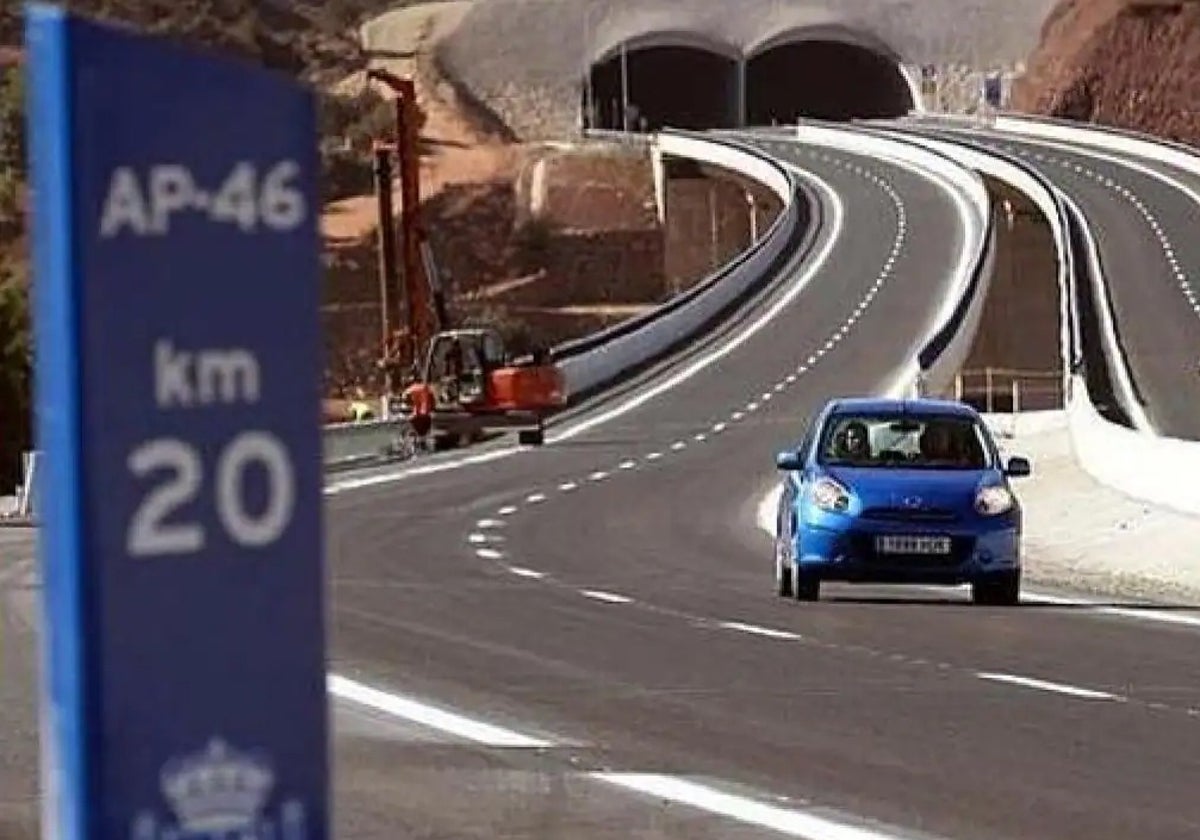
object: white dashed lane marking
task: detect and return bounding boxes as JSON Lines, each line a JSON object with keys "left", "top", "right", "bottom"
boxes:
{"left": 464, "top": 147, "right": 910, "bottom": 593}
{"left": 992, "top": 141, "right": 1199, "bottom": 320}
{"left": 720, "top": 622, "right": 804, "bottom": 641}
{"left": 581, "top": 589, "right": 634, "bottom": 605}
{"left": 505, "top": 566, "right": 547, "bottom": 580}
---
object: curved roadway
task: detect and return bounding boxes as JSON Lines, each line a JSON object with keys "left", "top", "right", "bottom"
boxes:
{"left": 322, "top": 138, "right": 1200, "bottom": 840}
{"left": 7, "top": 133, "right": 1200, "bottom": 840}
{"left": 901, "top": 121, "right": 1200, "bottom": 440}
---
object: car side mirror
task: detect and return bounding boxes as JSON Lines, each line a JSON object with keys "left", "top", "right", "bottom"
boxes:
{"left": 776, "top": 451, "right": 803, "bottom": 471}
{"left": 1005, "top": 456, "right": 1032, "bottom": 478}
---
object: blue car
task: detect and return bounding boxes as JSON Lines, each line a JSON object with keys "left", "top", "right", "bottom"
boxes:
{"left": 773, "top": 397, "right": 1031, "bottom": 605}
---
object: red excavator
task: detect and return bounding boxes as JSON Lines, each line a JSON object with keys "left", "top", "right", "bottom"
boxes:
{"left": 367, "top": 70, "right": 565, "bottom": 449}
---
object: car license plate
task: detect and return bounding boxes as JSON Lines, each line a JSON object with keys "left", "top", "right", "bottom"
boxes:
{"left": 876, "top": 535, "right": 951, "bottom": 555}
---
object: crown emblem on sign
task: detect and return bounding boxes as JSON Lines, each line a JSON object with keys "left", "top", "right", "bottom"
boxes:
{"left": 159, "top": 738, "right": 275, "bottom": 834}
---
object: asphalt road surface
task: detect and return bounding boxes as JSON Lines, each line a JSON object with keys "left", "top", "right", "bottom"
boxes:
{"left": 323, "top": 139, "right": 1200, "bottom": 840}
{"left": 905, "top": 122, "right": 1200, "bottom": 440}
{"left": 6, "top": 138, "right": 1200, "bottom": 840}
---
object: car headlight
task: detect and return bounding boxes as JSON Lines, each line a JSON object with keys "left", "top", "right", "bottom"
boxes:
{"left": 975, "top": 485, "right": 1015, "bottom": 516}
{"left": 811, "top": 477, "right": 852, "bottom": 513}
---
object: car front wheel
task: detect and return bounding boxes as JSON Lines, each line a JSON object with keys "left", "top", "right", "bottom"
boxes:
{"left": 971, "top": 571, "right": 1020, "bottom": 606}
{"left": 793, "top": 563, "right": 820, "bottom": 602}
{"left": 775, "top": 537, "right": 793, "bottom": 597}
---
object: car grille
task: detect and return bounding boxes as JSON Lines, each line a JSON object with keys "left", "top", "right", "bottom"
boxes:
{"left": 849, "top": 534, "right": 975, "bottom": 568}
{"left": 859, "top": 506, "right": 960, "bottom": 524}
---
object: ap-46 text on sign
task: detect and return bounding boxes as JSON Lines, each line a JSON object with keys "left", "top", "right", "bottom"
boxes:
{"left": 100, "top": 161, "right": 307, "bottom": 238}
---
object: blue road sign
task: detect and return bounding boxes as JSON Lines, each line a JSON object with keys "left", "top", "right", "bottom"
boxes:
{"left": 24, "top": 5, "right": 328, "bottom": 839}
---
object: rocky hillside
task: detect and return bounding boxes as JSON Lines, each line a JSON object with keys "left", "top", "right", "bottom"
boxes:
{"left": 0, "top": 1, "right": 395, "bottom": 80}
{"left": 1013, "top": 0, "right": 1200, "bottom": 145}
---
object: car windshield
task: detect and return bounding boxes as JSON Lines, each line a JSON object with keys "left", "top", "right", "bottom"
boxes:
{"left": 818, "top": 412, "right": 993, "bottom": 470}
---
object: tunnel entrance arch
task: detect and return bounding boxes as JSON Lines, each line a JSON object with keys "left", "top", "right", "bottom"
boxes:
{"left": 745, "top": 32, "right": 914, "bottom": 125}
{"left": 586, "top": 34, "right": 739, "bottom": 131}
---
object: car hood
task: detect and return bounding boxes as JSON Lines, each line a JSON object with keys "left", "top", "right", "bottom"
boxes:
{"left": 824, "top": 465, "right": 1000, "bottom": 509}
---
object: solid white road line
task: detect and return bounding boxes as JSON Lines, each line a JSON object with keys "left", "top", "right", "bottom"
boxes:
{"left": 328, "top": 674, "right": 554, "bottom": 748}
{"left": 1018, "top": 591, "right": 1200, "bottom": 630}
{"left": 590, "top": 773, "right": 916, "bottom": 840}
{"left": 975, "top": 672, "right": 1121, "bottom": 702}
{"left": 331, "top": 672, "right": 928, "bottom": 838}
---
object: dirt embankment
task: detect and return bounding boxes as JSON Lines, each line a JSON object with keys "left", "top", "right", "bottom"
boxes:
{"left": 319, "top": 3, "right": 782, "bottom": 410}
{"left": 1013, "top": 0, "right": 1200, "bottom": 146}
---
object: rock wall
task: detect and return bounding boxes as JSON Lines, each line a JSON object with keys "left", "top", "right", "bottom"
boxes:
{"left": 1013, "top": 0, "right": 1200, "bottom": 146}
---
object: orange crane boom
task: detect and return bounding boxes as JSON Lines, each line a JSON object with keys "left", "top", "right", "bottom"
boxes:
{"left": 365, "top": 69, "right": 565, "bottom": 448}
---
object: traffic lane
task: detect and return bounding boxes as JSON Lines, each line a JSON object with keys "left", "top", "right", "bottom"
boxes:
{"left": 493, "top": 274, "right": 1200, "bottom": 713}
{"left": 580, "top": 142, "right": 966, "bottom": 442}
{"left": 331, "top": 700, "right": 786, "bottom": 840}
{"left": 322, "top": 169, "right": 845, "bottom": 589}
{"left": 480, "top": 129, "right": 973, "bottom": 597}
{"left": 332, "top": 567, "right": 1200, "bottom": 840}
{"left": 927, "top": 127, "right": 1200, "bottom": 438}
{"left": 323, "top": 148, "right": 893, "bottom": 589}
{"left": 325, "top": 141, "right": 959, "bottom": 684}
{"left": 324, "top": 144, "right": 973, "bottom": 835}
{"left": 504, "top": 431, "right": 1200, "bottom": 715}
{"left": 324, "top": 135, "right": 963, "bottom": 546}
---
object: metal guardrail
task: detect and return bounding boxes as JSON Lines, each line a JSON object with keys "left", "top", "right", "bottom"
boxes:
{"left": 954, "top": 367, "right": 1064, "bottom": 414}
{"left": 322, "top": 417, "right": 411, "bottom": 471}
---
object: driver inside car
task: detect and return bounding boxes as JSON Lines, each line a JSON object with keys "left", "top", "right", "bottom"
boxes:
{"left": 918, "top": 422, "right": 954, "bottom": 463}
{"left": 836, "top": 421, "right": 871, "bottom": 461}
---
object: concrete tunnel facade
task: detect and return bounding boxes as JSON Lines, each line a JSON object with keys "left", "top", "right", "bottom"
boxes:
{"left": 584, "top": 25, "right": 917, "bottom": 131}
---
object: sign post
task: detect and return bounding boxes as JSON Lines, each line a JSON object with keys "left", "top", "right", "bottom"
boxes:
{"left": 24, "top": 4, "right": 329, "bottom": 839}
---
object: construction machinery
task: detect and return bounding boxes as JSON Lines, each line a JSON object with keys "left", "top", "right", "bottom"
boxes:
{"left": 366, "top": 69, "right": 565, "bottom": 450}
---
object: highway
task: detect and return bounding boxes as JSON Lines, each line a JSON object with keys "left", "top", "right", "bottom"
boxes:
{"left": 325, "top": 136, "right": 1200, "bottom": 840}
{"left": 897, "top": 121, "right": 1200, "bottom": 440}
{"left": 6, "top": 130, "right": 1200, "bottom": 840}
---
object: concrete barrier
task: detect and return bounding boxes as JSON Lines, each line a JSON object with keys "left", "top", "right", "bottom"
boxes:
{"left": 1067, "top": 374, "right": 1200, "bottom": 516}
{"left": 553, "top": 130, "right": 803, "bottom": 401}
{"left": 868, "top": 126, "right": 1078, "bottom": 405}
{"left": 896, "top": 116, "right": 1200, "bottom": 515}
